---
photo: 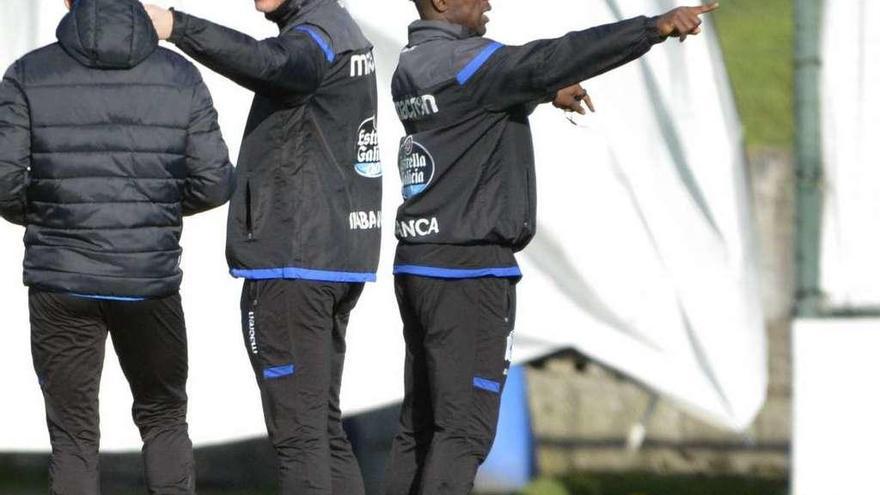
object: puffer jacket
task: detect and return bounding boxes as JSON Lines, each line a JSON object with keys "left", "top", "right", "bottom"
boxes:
{"left": 0, "top": 0, "right": 235, "bottom": 297}
{"left": 169, "top": 0, "right": 382, "bottom": 283}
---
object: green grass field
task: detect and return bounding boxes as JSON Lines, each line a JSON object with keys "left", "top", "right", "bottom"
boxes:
{"left": 713, "top": 0, "right": 794, "bottom": 148}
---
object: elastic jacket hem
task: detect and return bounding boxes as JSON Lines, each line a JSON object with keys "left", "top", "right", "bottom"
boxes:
{"left": 231, "top": 266, "right": 377, "bottom": 283}
{"left": 393, "top": 264, "right": 521, "bottom": 279}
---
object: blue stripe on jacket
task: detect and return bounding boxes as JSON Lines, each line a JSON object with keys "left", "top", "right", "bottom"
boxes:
{"left": 393, "top": 264, "right": 522, "bottom": 279}
{"left": 457, "top": 42, "right": 504, "bottom": 84}
{"left": 294, "top": 25, "right": 335, "bottom": 62}
{"left": 231, "top": 266, "right": 377, "bottom": 283}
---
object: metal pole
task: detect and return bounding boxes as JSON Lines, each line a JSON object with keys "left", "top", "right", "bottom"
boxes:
{"left": 794, "top": 0, "right": 824, "bottom": 317}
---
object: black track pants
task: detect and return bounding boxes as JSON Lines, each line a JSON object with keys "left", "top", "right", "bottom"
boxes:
{"left": 240, "top": 279, "right": 366, "bottom": 495}
{"left": 384, "top": 275, "right": 516, "bottom": 495}
{"left": 29, "top": 290, "right": 194, "bottom": 495}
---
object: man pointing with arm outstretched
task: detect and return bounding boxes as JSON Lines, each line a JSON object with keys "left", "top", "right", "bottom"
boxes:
{"left": 386, "top": 1, "right": 718, "bottom": 493}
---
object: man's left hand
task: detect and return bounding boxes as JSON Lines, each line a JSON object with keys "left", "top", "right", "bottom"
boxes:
{"left": 553, "top": 84, "right": 595, "bottom": 115}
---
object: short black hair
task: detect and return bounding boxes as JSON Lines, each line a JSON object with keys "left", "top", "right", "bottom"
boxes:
{"left": 411, "top": 0, "right": 430, "bottom": 16}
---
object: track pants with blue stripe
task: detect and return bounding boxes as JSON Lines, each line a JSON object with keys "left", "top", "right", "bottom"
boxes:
{"left": 240, "top": 279, "right": 366, "bottom": 495}
{"left": 385, "top": 275, "right": 516, "bottom": 495}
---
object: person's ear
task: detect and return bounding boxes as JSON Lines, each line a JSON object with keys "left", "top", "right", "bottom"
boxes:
{"left": 431, "top": 0, "right": 449, "bottom": 14}
{"left": 64, "top": 0, "right": 73, "bottom": 10}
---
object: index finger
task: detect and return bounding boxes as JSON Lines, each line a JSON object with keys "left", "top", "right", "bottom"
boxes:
{"left": 583, "top": 93, "right": 595, "bottom": 113}
{"left": 695, "top": 2, "right": 720, "bottom": 14}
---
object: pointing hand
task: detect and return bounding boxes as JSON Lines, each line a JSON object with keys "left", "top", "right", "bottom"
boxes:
{"left": 656, "top": 3, "right": 719, "bottom": 42}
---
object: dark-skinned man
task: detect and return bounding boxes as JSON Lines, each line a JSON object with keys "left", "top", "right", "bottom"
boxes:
{"left": 387, "top": 0, "right": 718, "bottom": 493}
{"left": 146, "top": 1, "right": 380, "bottom": 493}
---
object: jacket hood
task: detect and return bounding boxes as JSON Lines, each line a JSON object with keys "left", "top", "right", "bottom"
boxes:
{"left": 57, "top": 0, "right": 158, "bottom": 69}
{"left": 266, "top": 0, "right": 328, "bottom": 28}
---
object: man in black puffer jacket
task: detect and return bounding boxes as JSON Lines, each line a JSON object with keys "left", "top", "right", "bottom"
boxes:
{"left": 0, "top": 0, "right": 234, "bottom": 493}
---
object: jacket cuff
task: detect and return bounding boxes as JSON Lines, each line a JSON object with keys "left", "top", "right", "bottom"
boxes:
{"left": 168, "top": 9, "right": 190, "bottom": 44}
{"left": 540, "top": 88, "right": 557, "bottom": 104}
{"left": 645, "top": 16, "right": 666, "bottom": 44}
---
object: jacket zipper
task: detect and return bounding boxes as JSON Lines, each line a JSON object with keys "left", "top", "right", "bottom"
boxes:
{"left": 245, "top": 180, "right": 254, "bottom": 241}
{"left": 523, "top": 165, "right": 532, "bottom": 231}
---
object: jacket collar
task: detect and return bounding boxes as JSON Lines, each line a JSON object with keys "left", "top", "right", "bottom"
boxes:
{"left": 265, "top": 0, "right": 327, "bottom": 29}
{"left": 407, "top": 20, "right": 478, "bottom": 46}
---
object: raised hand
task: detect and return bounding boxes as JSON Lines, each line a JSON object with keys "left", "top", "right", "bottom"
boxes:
{"left": 553, "top": 84, "right": 595, "bottom": 115}
{"left": 143, "top": 4, "right": 174, "bottom": 41}
{"left": 656, "top": 3, "right": 719, "bottom": 42}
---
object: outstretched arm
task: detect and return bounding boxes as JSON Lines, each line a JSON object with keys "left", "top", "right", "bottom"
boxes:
{"left": 472, "top": 4, "right": 719, "bottom": 111}
{"left": 0, "top": 63, "right": 30, "bottom": 226}
{"left": 145, "top": 5, "right": 328, "bottom": 97}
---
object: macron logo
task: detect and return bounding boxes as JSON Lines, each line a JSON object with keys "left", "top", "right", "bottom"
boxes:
{"left": 350, "top": 51, "right": 376, "bottom": 78}
{"left": 395, "top": 95, "right": 439, "bottom": 122}
{"left": 248, "top": 311, "right": 258, "bottom": 355}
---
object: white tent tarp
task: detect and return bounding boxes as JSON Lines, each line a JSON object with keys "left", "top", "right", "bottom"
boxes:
{"left": 819, "top": 0, "right": 880, "bottom": 307}
{"left": 0, "top": 0, "right": 765, "bottom": 451}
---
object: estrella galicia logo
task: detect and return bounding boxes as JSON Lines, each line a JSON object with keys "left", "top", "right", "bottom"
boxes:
{"left": 354, "top": 116, "right": 382, "bottom": 178}
{"left": 399, "top": 135, "right": 435, "bottom": 199}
